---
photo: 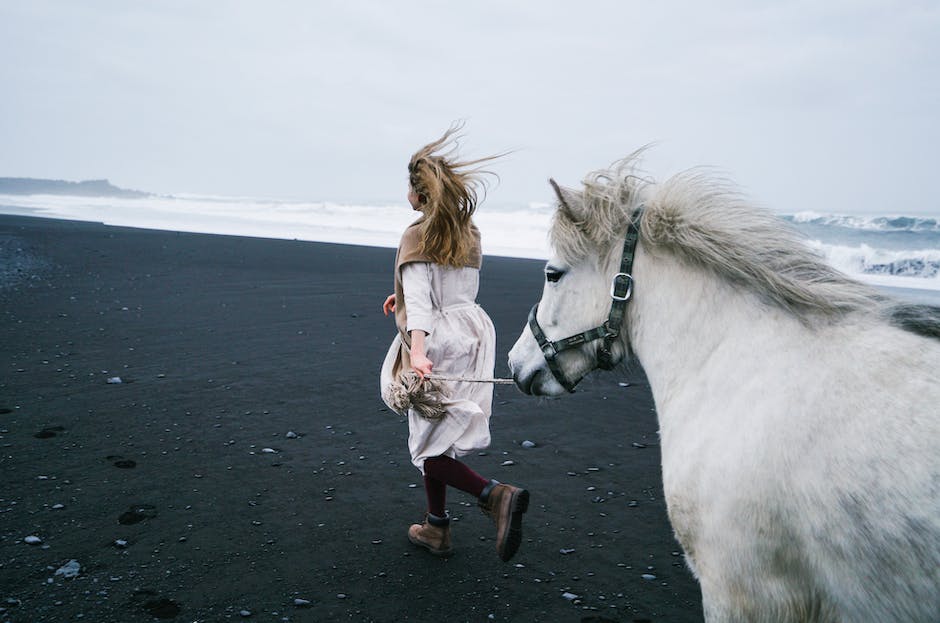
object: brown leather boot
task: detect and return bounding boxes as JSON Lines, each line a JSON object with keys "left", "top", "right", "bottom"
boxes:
{"left": 407, "top": 512, "right": 453, "bottom": 556}
{"left": 478, "top": 480, "right": 529, "bottom": 562}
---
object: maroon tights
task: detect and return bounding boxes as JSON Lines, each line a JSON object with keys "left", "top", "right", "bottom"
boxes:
{"left": 423, "top": 455, "right": 489, "bottom": 517}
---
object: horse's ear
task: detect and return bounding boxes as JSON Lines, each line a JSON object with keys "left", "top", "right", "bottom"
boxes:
{"left": 549, "top": 178, "right": 583, "bottom": 222}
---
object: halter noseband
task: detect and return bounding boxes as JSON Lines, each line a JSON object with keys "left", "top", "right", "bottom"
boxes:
{"left": 527, "top": 206, "right": 643, "bottom": 393}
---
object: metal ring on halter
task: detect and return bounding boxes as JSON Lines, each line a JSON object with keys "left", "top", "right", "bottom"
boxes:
{"left": 610, "top": 272, "right": 633, "bottom": 301}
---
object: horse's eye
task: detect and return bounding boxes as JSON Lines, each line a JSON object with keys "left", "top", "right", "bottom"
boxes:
{"left": 545, "top": 269, "right": 564, "bottom": 283}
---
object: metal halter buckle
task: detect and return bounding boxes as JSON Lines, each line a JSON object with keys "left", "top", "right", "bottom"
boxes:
{"left": 610, "top": 272, "right": 634, "bottom": 301}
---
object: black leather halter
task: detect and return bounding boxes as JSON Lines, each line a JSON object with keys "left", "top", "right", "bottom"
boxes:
{"left": 527, "top": 207, "right": 643, "bottom": 392}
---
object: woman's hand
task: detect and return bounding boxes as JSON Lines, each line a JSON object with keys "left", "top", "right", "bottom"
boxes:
{"left": 382, "top": 293, "right": 396, "bottom": 316}
{"left": 410, "top": 352, "right": 434, "bottom": 378}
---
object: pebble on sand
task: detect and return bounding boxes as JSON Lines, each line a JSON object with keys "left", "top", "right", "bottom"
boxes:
{"left": 521, "top": 440, "right": 536, "bottom": 448}
{"left": 24, "top": 535, "right": 42, "bottom": 545}
{"left": 55, "top": 560, "right": 81, "bottom": 579}
{"left": 106, "top": 376, "right": 123, "bottom": 384}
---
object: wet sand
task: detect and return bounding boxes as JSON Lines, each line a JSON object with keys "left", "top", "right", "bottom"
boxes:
{"left": 0, "top": 214, "right": 702, "bottom": 622}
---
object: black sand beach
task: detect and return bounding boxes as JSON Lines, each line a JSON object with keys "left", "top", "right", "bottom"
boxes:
{"left": 0, "top": 215, "right": 702, "bottom": 622}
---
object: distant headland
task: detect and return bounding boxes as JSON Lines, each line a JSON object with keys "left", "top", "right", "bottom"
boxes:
{"left": 0, "top": 177, "right": 150, "bottom": 198}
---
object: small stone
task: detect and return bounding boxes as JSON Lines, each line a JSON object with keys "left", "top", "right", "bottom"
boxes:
{"left": 286, "top": 431, "right": 299, "bottom": 439}
{"left": 632, "top": 442, "right": 647, "bottom": 449}
{"left": 561, "top": 592, "right": 579, "bottom": 601}
{"left": 55, "top": 560, "right": 81, "bottom": 578}
{"left": 641, "top": 573, "right": 657, "bottom": 581}
{"left": 293, "top": 598, "right": 311, "bottom": 607}
{"left": 337, "top": 593, "right": 347, "bottom": 599}
{"left": 559, "top": 548, "right": 576, "bottom": 555}
{"left": 261, "top": 448, "right": 277, "bottom": 454}
{"left": 501, "top": 460, "right": 515, "bottom": 466}
{"left": 114, "top": 539, "right": 128, "bottom": 548}
{"left": 239, "top": 610, "right": 252, "bottom": 617}
{"left": 618, "top": 382, "right": 631, "bottom": 387}
{"left": 24, "top": 535, "right": 42, "bottom": 545}
{"left": 521, "top": 440, "right": 536, "bottom": 449}
{"left": 106, "top": 377, "right": 122, "bottom": 384}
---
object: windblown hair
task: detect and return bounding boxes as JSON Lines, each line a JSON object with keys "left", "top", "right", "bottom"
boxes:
{"left": 408, "top": 124, "right": 501, "bottom": 266}
{"left": 550, "top": 153, "right": 940, "bottom": 338}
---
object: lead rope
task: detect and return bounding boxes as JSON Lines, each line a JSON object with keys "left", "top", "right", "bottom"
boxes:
{"left": 426, "top": 374, "right": 515, "bottom": 385}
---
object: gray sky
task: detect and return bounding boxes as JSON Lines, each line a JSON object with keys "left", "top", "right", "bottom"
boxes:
{"left": 2, "top": 1, "right": 938, "bottom": 214}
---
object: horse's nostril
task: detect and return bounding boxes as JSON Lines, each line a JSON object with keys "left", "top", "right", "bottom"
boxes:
{"left": 513, "top": 368, "right": 534, "bottom": 395}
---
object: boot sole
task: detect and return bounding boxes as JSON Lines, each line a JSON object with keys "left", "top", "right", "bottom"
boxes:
{"left": 408, "top": 533, "right": 454, "bottom": 557}
{"left": 497, "top": 488, "right": 529, "bottom": 562}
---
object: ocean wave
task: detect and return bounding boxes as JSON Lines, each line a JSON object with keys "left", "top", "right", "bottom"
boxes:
{"left": 806, "top": 240, "right": 940, "bottom": 282}
{"left": 785, "top": 211, "right": 940, "bottom": 232}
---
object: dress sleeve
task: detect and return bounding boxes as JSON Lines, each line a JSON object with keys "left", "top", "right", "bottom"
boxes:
{"left": 401, "top": 262, "right": 433, "bottom": 335}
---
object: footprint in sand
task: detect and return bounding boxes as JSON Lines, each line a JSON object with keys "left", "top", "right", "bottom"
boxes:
{"left": 143, "top": 598, "right": 181, "bottom": 619}
{"left": 118, "top": 504, "right": 157, "bottom": 525}
{"left": 34, "top": 426, "right": 65, "bottom": 439}
{"left": 133, "top": 590, "right": 182, "bottom": 619}
{"left": 106, "top": 454, "right": 137, "bottom": 469}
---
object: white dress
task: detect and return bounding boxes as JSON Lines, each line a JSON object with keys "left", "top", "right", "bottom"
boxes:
{"left": 380, "top": 262, "right": 496, "bottom": 471}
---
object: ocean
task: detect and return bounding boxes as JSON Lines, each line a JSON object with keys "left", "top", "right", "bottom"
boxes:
{"left": 1, "top": 193, "right": 938, "bottom": 305}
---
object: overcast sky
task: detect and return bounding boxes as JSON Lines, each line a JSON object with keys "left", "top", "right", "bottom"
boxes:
{"left": 2, "top": 1, "right": 938, "bottom": 214}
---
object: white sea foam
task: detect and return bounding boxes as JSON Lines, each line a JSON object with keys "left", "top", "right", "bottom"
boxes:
{"left": 804, "top": 240, "right": 940, "bottom": 291}
{"left": 0, "top": 193, "right": 553, "bottom": 260}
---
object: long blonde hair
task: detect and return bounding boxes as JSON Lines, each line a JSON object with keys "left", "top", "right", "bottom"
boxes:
{"left": 408, "top": 124, "right": 501, "bottom": 266}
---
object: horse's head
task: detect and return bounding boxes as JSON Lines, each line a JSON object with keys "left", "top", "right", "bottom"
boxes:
{"left": 509, "top": 161, "right": 647, "bottom": 396}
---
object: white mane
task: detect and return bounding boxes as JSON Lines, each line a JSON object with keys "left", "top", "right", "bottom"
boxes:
{"left": 550, "top": 155, "right": 940, "bottom": 335}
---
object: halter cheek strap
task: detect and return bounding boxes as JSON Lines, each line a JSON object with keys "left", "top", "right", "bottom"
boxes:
{"left": 528, "top": 206, "right": 643, "bottom": 393}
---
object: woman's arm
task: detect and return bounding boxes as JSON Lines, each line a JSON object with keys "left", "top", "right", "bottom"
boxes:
{"left": 409, "top": 329, "right": 433, "bottom": 377}
{"left": 402, "top": 262, "right": 434, "bottom": 377}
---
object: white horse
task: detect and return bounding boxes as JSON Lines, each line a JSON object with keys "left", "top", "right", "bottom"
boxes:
{"left": 508, "top": 154, "right": 940, "bottom": 622}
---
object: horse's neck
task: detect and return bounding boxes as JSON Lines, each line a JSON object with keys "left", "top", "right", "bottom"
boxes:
{"left": 627, "top": 246, "right": 795, "bottom": 412}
